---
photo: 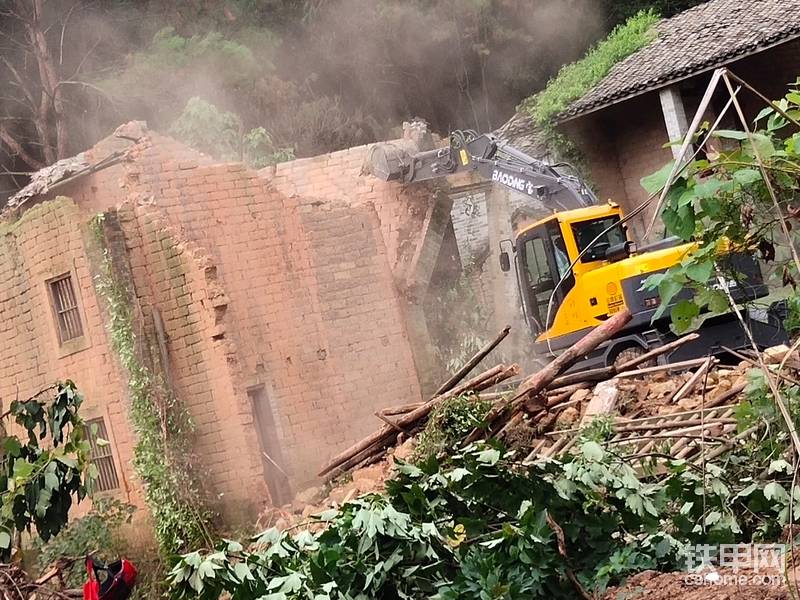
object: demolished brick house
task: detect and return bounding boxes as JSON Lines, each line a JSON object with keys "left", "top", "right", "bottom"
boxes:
{"left": 0, "top": 122, "right": 461, "bottom": 539}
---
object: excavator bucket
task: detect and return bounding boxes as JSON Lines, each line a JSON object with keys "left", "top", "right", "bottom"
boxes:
{"left": 364, "top": 143, "right": 412, "bottom": 182}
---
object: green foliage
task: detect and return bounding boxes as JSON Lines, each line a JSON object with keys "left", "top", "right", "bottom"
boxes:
{"left": 169, "top": 98, "right": 294, "bottom": 168}
{"left": 0, "top": 382, "right": 92, "bottom": 559}
{"left": 523, "top": 10, "right": 660, "bottom": 126}
{"left": 413, "top": 393, "right": 492, "bottom": 462}
{"left": 97, "top": 26, "right": 272, "bottom": 111}
{"left": 35, "top": 498, "right": 135, "bottom": 587}
{"left": 168, "top": 428, "right": 798, "bottom": 600}
{"left": 91, "top": 216, "right": 212, "bottom": 558}
{"left": 641, "top": 80, "right": 800, "bottom": 332}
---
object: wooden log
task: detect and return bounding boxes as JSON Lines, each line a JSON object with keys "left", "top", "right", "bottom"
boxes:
{"left": 668, "top": 357, "right": 715, "bottom": 404}
{"left": 547, "top": 366, "right": 615, "bottom": 390}
{"left": 434, "top": 325, "right": 511, "bottom": 396}
{"left": 513, "top": 309, "right": 631, "bottom": 404}
{"left": 615, "top": 333, "right": 700, "bottom": 371}
{"left": 380, "top": 402, "right": 424, "bottom": 417}
{"left": 613, "top": 418, "right": 737, "bottom": 434}
{"left": 548, "top": 404, "right": 738, "bottom": 436}
{"left": 374, "top": 411, "right": 409, "bottom": 434}
{"left": 614, "top": 357, "right": 708, "bottom": 379}
{"left": 545, "top": 382, "right": 592, "bottom": 398}
{"left": 707, "top": 382, "right": 746, "bottom": 407}
{"left": 477, "top": 310, "right": 632, "bottom": 436}
{"left": 319, "top": 363, "right": 517, "bottom": 477}
{"left": 544, "top": 333, "right": 700, "bottom": 391}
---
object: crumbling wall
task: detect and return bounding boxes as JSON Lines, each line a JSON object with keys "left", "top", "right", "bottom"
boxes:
{"left": 262, "top": 142, "right": 454, "bottom": 394}
{"left": 4, "top": 123, "right": 458, "bottom": 517}
{"left": 44, "top": 132, "right": 426, "bottom": 494}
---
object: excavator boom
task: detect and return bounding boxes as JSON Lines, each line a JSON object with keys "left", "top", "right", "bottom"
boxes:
{"left": 367, "top": 130, "right": 597, "bottom": 210}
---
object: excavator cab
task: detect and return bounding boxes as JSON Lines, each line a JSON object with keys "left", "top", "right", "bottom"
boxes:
{"left": 509, "top": 203, "right": 631, "bottom": 338}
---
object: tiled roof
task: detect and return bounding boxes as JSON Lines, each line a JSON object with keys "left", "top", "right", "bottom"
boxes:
{"left": 559, "top": 0, "right": 800, "bottom": 121}
{"left": 494, "top": 110, "right": 550, "bottom": 160}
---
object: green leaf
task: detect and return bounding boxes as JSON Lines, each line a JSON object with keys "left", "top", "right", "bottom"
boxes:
{"left": 0, "top": 532, "right": 10, "bottom": 549}
{"left": 640, "top": 161, "right": 676, "bottom": 195}
{"left": 732, "top": 168, "right": 762, "bottom": 186}
{"left": 662, "top": 204, "right": 696, "bottom": 240}
{"left": 3, "top": 438, "right": 21, "bottom": 457}
{"left": 754, "top": 105, "right": 775, "bottom": 123}
{"left": 747, "top": 133, "right": 775, "bottom": 159}
{"left": 670, "top": 300, "right": 700, "bottom": 333}
{"left": 769, "top": 459, "right": 792, "bottom": 474}
{"left": 713, "top": 129, "right": 748, "bottom": 140}
{"left": 54, "top": 455, "right": 78, "bottom": 469}
{"left": 13, "top": 461, "right": 35, "bottom": 480}
{"left": 683, "top": 260, "right": 714, "bottom": 283}
{"left": 693, "top": 177, "right": 723, "bottom": 199}
{"left": 580, "top": 441, "right": 605, "bottom": 461}
{"left": 475, "top": 448, "right": 501, "bottom": 465}
{"left": 735, "top": 483, "right": 759, "bottom": 498}
{"left": 233, "top": 562, "right": 253, "bottom": 583}
{"left": 764, "top": 482, "right": 788, "bottom": 502}
{"left": 658, "top": 277, "right": 683, "bottom": 306}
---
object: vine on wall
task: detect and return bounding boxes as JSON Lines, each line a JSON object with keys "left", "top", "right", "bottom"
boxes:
{"left": 90, "top": 213, "right": 213, "bottom": 558}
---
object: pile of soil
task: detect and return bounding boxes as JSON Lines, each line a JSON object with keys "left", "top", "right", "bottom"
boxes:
{"left": 602, "top": 569, "right": 789, "bottom": 600}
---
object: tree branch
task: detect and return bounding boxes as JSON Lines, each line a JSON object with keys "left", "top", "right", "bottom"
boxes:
{"left": 0, "top": 123, "right": 44, "bottom": 170}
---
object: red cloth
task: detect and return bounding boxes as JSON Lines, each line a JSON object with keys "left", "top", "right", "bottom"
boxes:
{"left": 83, "top": 559, "right": 100, "bottom": 600}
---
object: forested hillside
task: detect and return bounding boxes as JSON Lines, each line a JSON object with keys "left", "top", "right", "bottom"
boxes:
{"left": 0, "top": 0, "right": 706, "bottom": 201}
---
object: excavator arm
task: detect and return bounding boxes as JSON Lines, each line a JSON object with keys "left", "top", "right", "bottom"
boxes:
{"left": 366, "top": 130, "right": 597, "bottom": 210}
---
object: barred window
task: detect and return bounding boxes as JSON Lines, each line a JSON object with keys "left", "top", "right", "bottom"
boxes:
{"left": 48, "top": 274, "right": 83, "bottom": 343}
{"left": 85, "top": 418, "right": 119, "bottom": 492}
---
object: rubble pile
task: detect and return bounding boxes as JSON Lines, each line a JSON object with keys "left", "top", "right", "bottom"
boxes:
{"left": 277, "top": 310, "right": 799, "bottom": 526}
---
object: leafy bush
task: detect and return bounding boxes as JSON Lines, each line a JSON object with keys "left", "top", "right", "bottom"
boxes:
{"left": 523, "top": 10, "right": 660, "bottom": 125}
{"left": 413, "top": 393, "right": 492, "bottom": 462}
{"left": 169, "top": 97, "right": 294, "bottom": 168}
{"left": 641, "top": 81, "right": 800, "bottom": 332}
{"left": 0, "top": 382, "right": 93, "bottom": 559}
{"left": 169, "top": 422, "right": 797, "bottom": 599}
{"left": 34, "top": 498, "right": 135, "bottom": 587}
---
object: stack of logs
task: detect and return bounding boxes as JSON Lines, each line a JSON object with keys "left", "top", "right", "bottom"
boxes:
{"left": 320, "top": 307, "right": 776, "bottom": 480}
{"left": 321, "top": 310, "right": 636, "bottom": 478}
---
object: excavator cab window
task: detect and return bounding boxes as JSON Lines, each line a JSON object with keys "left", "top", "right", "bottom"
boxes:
{"left": 518, "top": 221, "right": 574, "bottom": 334}
{"left": 571, "top": 216, "right": 627, "bottom": 262}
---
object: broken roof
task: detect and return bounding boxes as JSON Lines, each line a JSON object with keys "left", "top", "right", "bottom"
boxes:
{"left": 559, "top": 0, "right": 800, "bottom": 121}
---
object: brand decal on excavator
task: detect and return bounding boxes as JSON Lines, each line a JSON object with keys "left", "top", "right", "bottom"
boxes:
{"left": 491, "top": 168, "right": 538, "bottom": 196}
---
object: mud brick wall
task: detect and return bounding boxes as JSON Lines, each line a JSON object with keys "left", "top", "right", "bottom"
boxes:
{"left": 0, "top": 198, "right": 151, "bottom": 544}
{"left": 5, "top": 128, "right": 443, "bottom": 522}
{"left": 56, "top": 131, "right": 425, "bottom": 494}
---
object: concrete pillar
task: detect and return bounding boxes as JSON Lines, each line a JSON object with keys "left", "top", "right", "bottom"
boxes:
{"left": 659, "top": 85, "right": 690, "bottom": 160}
{"left": 486, "top": 185, "right": 517, "bottom": 334}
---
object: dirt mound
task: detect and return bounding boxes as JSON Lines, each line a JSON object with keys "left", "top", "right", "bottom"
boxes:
{"left": 602, "top": 569, "right": 788, "bottom": 600}
{"left": 258, "top": 438, "right": 415, "bottom": 530}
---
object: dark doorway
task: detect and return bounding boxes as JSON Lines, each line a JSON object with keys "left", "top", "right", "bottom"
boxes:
{"left": 247, "top": 386, "right": 292, "bottom": 505}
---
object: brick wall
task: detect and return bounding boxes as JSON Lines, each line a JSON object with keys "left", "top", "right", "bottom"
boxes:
{"left": 0, "top": 198, "right": 151, "bottom": 544}
{"left": 110, "top": 143, "right": 425, "bottom": 496}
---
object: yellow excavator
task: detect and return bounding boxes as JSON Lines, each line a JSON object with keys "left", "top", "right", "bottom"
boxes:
{"left": 367, "top": 130, "right": 787, "bottom": 367}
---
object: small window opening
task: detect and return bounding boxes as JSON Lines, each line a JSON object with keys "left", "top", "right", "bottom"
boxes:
{"left": 48, "top": 274, "right": 83, "bottom": 343}
{"left": 85, "top": 418, "right": 120, "bottom": 492}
